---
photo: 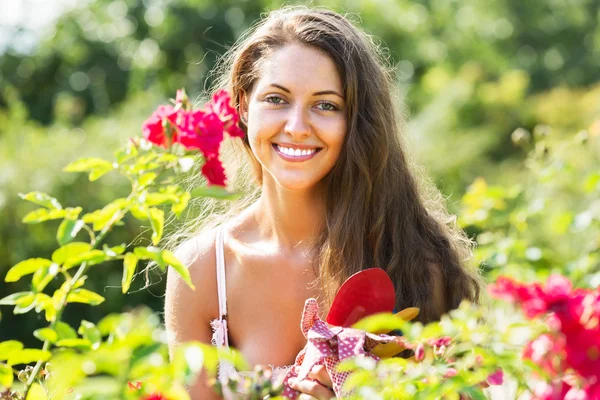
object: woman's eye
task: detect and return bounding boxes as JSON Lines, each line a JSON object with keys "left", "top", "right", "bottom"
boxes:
{"left": 265, "top": 95, "right": 285, "bottom": 105}
{"left": 316, "top": 102, "right": 338, "bottom": 112}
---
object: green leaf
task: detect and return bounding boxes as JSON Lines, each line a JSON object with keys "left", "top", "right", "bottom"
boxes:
{"left": 146, "top": 192, "right": 178, "bottom": 206}
{"left": 171, "top": 192, "right": 191, "bottom": 217}
{"left": 33, "top": 328, "right": 58, "bottom": 343}
{"left": 97, "top": 314, "right": 121, "bottom": 335}
{"left": 18, "top": 191, "right": 62, "bottom": 210}
{"left": 104, "top": 244, "right": 126, "bottom": 256}
{"left": 57, "top": 218, "right": 85, "bottom": 246}
{"left": 55, "top": 338, "right": 92, "bottom": 349}
{"left": 138, "top": 172, "right": 158, "bottom": 187}
{"left": 115, "top": 142, "right": 138, "bottom": 164}
{"left": 8, "top": 349, "right": 51, "bottom": 366}
{"left": 64, "top": 157, "right": 113, "bottom": 173}
{"left": 130, "top": 343, "right": 162, "bottom": 367}
{"left": 14, "top": 293, "right": 36, "bottom": 314}
{"left": 62, "top": 250, "right": 107, "bottom": 270}
{"left": 34, "top": 293, "right": 56, "bottom": 322}
{"left": 31, "top": 263, "right": 60, "bottom": 292}
{"left": 82, "top": 199, "right": 127, "bottom": 231}
{"left": 133, "top": 246, "right": 163, "bottom": 263}
{"left": 78, "top": 320, "right": 102, "bottom": 347}
{"left": 162, "top": 250, "right": 195, "bottom": 289}
{"left": 351, "top": 313, "right": 409, "bottom": 334}
{"left": 26, "top": 383, "right": 47, "bottom": 400}
{"left": 89, "top": 163, "right": 114, "bottom": 181}
{"left": 67, "top": 289, "right": 105, "bottom": 305}
{"left": 0, "top": 363, "right": 13, "bottom": 388}
{"left": 191, "top": 186, "right": 241, "bottom": 200}
{"left": 0, "top": 292, "right": 32, "bottom": 306}
{"left": 22, "top": 208, "right": 67, "bottom": 224}
{"left": 148, "top": 208, "right": 164, "bottom": 245}
{"left": 0, "top": 341, "right": 24, "bottom": 362}
{"left": 55, "top": 321, "right": 77, "bottom": 340}
{"left": 52, "top": 242, "right": 92, "bottom": 265}
{"left": 5, "top": 258, "right": 52, "bottom": 282}
{"left": 122, "top": 253, "right": 138, "bottom": 294}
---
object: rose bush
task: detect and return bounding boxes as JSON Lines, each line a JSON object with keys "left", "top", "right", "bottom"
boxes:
{"left": 0, "top": 86, "right": 598, "bottom": 399}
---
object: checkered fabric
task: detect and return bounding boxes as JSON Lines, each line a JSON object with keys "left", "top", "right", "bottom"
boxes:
{"left": 280, "top": 298, "right": 397, "bottom": 399}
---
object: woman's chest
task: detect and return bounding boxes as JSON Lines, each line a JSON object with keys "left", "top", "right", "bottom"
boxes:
{"left": 224, "top": 255, "right": 324, "bottom": 368}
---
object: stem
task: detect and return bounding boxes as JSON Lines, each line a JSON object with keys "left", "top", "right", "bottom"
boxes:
{"left": 23, "top": 208, "right": 127, "bottom": 397}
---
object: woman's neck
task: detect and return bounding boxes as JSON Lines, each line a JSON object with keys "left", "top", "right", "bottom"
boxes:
{"left": 252, "top": 175, "right": 325, "bottom": 254}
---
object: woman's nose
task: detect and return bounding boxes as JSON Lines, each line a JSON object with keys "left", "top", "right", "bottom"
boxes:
{"left": 284, "top": 106, "right": 311, "bottom": 139}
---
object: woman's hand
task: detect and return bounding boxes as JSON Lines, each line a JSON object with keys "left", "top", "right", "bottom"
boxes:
{"left": 288, "top": 365, "right": 336, "bottom": 400}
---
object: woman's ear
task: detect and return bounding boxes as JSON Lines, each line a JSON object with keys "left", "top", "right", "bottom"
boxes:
{"left": 239, "top": 90, "right": 249, "bottom": 125}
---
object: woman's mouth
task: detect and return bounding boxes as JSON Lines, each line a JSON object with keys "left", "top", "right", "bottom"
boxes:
{"left": 273, "top": 143, "right": 322, "bottom": 162}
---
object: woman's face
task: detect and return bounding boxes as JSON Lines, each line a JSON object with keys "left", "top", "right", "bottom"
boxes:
{"left": 243, "top": 43, "right": 347, "bottom": 192}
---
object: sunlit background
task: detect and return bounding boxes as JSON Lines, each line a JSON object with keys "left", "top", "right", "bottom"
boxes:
{"left": 1, "top": 0, "right": 599, "bottom": 352}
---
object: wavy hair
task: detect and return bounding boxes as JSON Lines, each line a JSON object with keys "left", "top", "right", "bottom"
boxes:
{"left": 169, "top": 6, "right": 483, "bottom": 324}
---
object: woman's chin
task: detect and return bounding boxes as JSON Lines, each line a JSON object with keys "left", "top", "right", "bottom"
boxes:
{"left": 272, "top": 174, "right": 322, "bottom": 193}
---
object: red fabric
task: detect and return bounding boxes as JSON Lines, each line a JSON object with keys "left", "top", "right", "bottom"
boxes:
{"left": 281, "top": 298, "right": 397, "bottom": 399}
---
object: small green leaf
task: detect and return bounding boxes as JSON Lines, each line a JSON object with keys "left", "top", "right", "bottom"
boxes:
{"left": 122, "top": 253, "right": 138, "bottom": 294}
{"left": 67, "top": 289, "right": 105, "bottom": 305}
{"left": 104, "top": 244, "right": 126, "bottom": 256}
{"left": 18, "top": 191, "right": 62, "bottom": 210}
{"left": 22, "top": 208, "right": 66, "bottom": 224}
{"left": 14, "top": 293, "right": 36, "bottom": 314}
{"left": 26, "top": 383, "right": 47, "bottom": 400}
{"left": 55, "top": 321, "right": 77, "bottom": 340}
{"left": 62, "top": 250, "right": 107, "bottom": 270}
{"left": 5, "top": 258, "right": 52, "bottom": 282}
{"left": 55, "top": 338, "right": 92, "bottom": 349}
{"left": 0, "top": 341, "right": 24, "bottom": 362}
{"left": 351, "top": 313, "right": 409, "bottom": 334}
{"left": 162, "top": 250, "right": 194, "bottom": 289}
{"left": 134, "top": 246, "right": 163, "bottom": 263}
{"left": 89, "top": 163, "right": 114, "bottom": 181}
{"left": 0, "top": 292, "right": 32, "bottom": 306}
{"left": 171, "top": 192, "right": 191, "bottom": 217}
{"left": 130, "top": 343, "right": 162, "bottom": 367}
{"left": 148, "top": 208, "right": 164, "bottom": 245}
{"left": 0, "top": 363, "right": 13, "bottom": 388}
{"left": 191, "top": 186, "right": 241, "bottom": 200}
{"left": 52, "top": 242, "right": 92, "bottom": 265}
{"left": 33, "top": 328, "right": 58, "bottom": 343}
{"left": 78, "top": 320, "right": 102, "bottom": 346}
{"left": 31, "top": 263, "right": 60, "bottom": 292}
{"left": 82, "top": 199, "right": 127, "bottom": 231}
{"left": 97, "top": 314, "right": 121, "bottom": 335}
{"left": 8, "top": 349, "right": 51, "bottom": 366}
{"left": 34, "top": 293, "right": 56, "bottom": 322}
{"left": 139, "top": 172, "right": 158, "bottom": 187}
{"left": 115, "top": 142, "right": 138, "bottom": 164}
{"left": 57, "top": 219, "right": 85, "bottom": 246}
{"left": 64, "top": 157, "right": 113, "bottom": 173}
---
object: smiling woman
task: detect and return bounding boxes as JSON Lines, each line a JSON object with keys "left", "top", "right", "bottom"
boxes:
{"left": 164, "top": 5, "right": 483, "bottom": 400}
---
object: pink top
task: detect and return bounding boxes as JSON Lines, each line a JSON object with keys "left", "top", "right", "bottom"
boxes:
{"left": 210, "top": 226, "right": 291, "bottom": 399}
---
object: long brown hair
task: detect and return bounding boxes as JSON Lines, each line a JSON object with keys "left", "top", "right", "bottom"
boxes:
{"left": 200, "top": 6, "right": 484, "bottom": 324}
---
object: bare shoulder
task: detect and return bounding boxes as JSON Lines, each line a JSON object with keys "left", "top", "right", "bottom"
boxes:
{"left": 164, "top": 228, "right": 220, "bottom": 349}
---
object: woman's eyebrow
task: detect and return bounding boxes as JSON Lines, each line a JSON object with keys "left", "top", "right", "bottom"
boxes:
{"left": 267, "top": 83, "right": 344, "bottom": 99}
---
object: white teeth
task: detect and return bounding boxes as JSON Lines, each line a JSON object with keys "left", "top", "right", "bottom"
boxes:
{"left": 276, "top": 145, "right": 317, "bottom": 157}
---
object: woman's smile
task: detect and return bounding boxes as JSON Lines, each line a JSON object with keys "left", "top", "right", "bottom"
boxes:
{"left": 272, "top": 143, "right": 323, "bottom": 162}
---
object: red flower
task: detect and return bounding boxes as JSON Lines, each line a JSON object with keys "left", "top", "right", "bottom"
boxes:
{"left": 178, "top": 110, "right": 224, "bottom": 158}
{"left": 201, "top": 156, "right": 227, "bottom": 186}
{"left": 210, "top": 89, "right": 245, "bottom": 138}
{"left": 142, "top": 105, "right": 181, "bottom": 147}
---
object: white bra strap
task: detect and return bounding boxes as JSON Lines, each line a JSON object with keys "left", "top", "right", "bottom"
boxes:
{"left": 215, "top": 226, "right": 228, "bottom": 322}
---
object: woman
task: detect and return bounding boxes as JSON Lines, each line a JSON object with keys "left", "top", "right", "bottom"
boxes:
{"left": 165, "top": 6, "right": 483, "bottom": 400}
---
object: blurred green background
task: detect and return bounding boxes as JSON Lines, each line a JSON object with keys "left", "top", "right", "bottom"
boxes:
{"left": 1, "top": 0, "right": 599, "bottom": 348}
